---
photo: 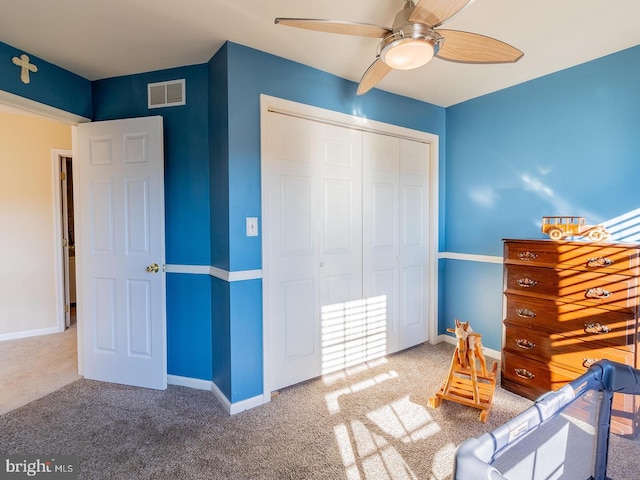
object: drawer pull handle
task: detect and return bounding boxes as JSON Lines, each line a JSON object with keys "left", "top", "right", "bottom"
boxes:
{"left": 586, "top": 257, "right": 614, "bottom": 268}
{"left": 584, "top": 322, "right": 611, "bottom": 334}
{"left": 517, "top": 308, "right": 536, "bottom": 319}
{"left": 582, "top": 358, "right": 600, "bottom": 368}
{"left": 517, "top": 277, "right": 537, "bottom": 288}
{"left": 585, "top": 287, "right": 611, "bottom": 299}
{"left": 515, "top": 339, "right": 535, "bottom": 349}
{"left": 518, "top": 251, "right": 539, "bottom": 261}
{"left": 515, "top": 368, "right": 535, "bottom": 380}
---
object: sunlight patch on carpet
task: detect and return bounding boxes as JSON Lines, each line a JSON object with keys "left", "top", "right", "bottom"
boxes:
{"left": 325, "top": 371, "right": 399, "bottom": 414}
{"left": 366, "top": 396, "right": 440, "bottom": 443}
{"left": 334, "top": 419, "right": 420, "bottom": 479}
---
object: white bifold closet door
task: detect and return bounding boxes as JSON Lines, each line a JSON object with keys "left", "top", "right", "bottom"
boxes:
{"left": 362, "top": 132, "right": 429, "bottom": 354}
{"left": 264, "top": 112, "right": 429, "bottom": 392}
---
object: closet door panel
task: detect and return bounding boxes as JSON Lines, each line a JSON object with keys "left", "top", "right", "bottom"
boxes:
{"left": 318, "top": 123, "right": 363, "bottom": 305}
{"left": 398, "top": 139, "right": 430, "bottom": 349}
{"left": 265, "top": 112, "right": 362, "bottom": 390}
{"left": 363, "top": 132, "right": 400, "bottom": 351}
{"left": 282, "top": 279, "right": 316, "bottom": 360}
{"left": 265, "top": 113, "right": 322, "bottom": 390}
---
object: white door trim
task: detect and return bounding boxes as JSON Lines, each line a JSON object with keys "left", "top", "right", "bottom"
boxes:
{"left": 0, "top": 90, "right": 89, "bottom": 124}
{"left": 259, "top": 94, "right": 440, "bottom": 399}
{"left": 51, "top": 148, "right": 73, "bottom": 333}
{"left": 72, "top": 126, "right": 84, "bottom": 376}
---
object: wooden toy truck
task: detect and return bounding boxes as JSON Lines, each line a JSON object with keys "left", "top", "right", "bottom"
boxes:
{"left": 541, "top": 216, "right": 609, "bottom": 241}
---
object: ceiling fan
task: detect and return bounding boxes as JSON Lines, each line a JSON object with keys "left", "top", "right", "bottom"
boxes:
{"left": 275, "top": 0, "right": 523, "bottom": 95}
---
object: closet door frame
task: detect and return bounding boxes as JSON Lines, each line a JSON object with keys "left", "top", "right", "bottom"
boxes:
{"left": 259, "top": 95, "right": 440, "bottom": 398}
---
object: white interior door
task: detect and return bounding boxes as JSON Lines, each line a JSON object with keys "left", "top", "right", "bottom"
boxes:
{"left": 76, "top": 116, "right": 166, "bottom": 390}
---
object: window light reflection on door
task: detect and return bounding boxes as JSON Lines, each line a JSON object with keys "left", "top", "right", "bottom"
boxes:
{"left": 321, "top": 295, "right": 387, "bottom": 375}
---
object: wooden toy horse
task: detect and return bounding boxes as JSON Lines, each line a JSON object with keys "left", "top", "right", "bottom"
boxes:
{"left": 453, "top": 319, "right": 487, "bottom": 375}
{"left": 428, "top": 319, "right": 497, "bottom": 422}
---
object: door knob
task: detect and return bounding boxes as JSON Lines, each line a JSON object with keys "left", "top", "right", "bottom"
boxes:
{"left": 146, "top": 263, "right": 160, "bottom": 273}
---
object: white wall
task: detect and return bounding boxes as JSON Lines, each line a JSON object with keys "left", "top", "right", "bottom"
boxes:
{"left": 0, "top": 112, "right": 71, "bottom": 338}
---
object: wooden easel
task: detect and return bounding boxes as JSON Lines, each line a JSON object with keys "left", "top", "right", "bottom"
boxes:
{"left": 428, "top": 319, "right": 498, "bottom": 422}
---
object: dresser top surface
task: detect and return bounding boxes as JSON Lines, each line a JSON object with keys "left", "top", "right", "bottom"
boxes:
{"left": 503, "top": 238, "right": 640, "bottom": 249}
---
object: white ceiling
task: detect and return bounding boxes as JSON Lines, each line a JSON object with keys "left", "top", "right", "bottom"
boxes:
{"left": 1, "top": 0, "right": 639, "bottom": 107}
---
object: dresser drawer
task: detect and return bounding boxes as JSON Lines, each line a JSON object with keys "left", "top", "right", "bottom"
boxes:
{"left": 504, "top": 324, "right": 634, "bottom": 372}
{"left": 504, "top": 240, "right": 639, "bottom": 275}
{"left": 505, "top": 264, "right": 638, "bottom": 313}
{"left": 501, "top": 350, "right": 576, "bottom": 399}
{"left": 504, "top": 294, "right": 637, "bottom": 348}
{"left": 502, "top": 352, "right": 639, "bottom": 436}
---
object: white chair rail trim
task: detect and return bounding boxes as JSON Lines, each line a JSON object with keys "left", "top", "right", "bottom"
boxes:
{"left": 165, "top": 264, "right": 262, "bottom": 282}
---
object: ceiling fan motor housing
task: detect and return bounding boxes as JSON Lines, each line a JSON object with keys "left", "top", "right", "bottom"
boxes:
{"left": 379, "top": 2, "right": 443, "bottom": 70}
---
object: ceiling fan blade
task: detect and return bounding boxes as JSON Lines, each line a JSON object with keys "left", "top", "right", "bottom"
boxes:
{"left": 409, "top": 0, "right": 474, "bottom": 27}
{"left": 436, "top": 29, "right": 524, "bottom": 63}
{"left": 357, "top": 58, "right": 393, "bottom": 95}
{"left": 275, "top": 18, "right": 391, "bottom": 38}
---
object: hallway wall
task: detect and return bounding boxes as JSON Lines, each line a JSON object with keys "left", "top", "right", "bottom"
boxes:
{"left": 0, "top": 111, "right": 72, "bottom": 338}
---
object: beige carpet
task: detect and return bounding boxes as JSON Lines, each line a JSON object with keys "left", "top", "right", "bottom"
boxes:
{"left": 1, "top": 343, "right": 532, "bottom": 479}
{"left": 2, "top": 339, "right": 639, "bottom": 479}
{"left": 0, "top": 325, "right": 80, "bottom": 415}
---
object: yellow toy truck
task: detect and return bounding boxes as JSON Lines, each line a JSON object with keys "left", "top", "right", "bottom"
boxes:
{"left": 541, "top": 216, "right": 609, "bottom": 241}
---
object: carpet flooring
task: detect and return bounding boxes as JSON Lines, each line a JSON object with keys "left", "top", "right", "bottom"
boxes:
{"left": 0, "top": 325, "right": 79, "bottom": 415}
{"left": 1, "top": 342, "right": 639, "bottom": 479}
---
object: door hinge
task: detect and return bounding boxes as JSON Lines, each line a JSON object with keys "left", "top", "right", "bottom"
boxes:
{"left": 65, "top": 305, "right": 70, "bottom": 313}
{"left": 60, "top": 171, "right": 66, "bottom": 181}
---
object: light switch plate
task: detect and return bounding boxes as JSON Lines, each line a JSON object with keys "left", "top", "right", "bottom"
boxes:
{"left": 246, "top": 217, "right": 258, "bottom": 237}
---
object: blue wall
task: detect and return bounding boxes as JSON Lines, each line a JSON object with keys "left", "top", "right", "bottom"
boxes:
{"left": 442, "top": 45, "right": 640, "bottom": 349}
{"left": 0, "top": 41, "right": 91, "bottom": 118}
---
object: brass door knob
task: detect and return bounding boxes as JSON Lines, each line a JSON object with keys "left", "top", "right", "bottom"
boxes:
{"left": 146, "top": 263, "right": 160, "bottom": 273}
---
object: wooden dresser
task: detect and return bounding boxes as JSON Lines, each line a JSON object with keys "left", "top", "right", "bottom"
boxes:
{"left": 501, "top": 239, "right": 640, "bottom": 436}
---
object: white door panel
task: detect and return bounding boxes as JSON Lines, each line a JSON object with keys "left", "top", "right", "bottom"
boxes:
{"left": 265, "top": 113, "right": 320, "bottom": 390}
{"left": 265, "top": 112, "right": 362, "bottom": 390}
{"left": 398, "top": 140, "right": 430, "bottom": 350}
{"left": 283, "top": 279, "right": 316, "bottom": 359}
{"left": 363, "top": 133, "right": 400, "bottom": 352}
{"left": 364, "top": 133, "right": 429, "bottom": 353}
{"left": 77, "top": 116, "right": 166, "bottom": 390}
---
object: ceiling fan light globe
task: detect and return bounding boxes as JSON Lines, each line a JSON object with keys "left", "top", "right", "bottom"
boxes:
{"left": 381, "top": 38, "right": 435, "bottom": 70}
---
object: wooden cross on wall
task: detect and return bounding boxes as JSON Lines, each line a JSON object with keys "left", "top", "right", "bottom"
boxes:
{"left": 12, "top": 53, "right": 38, "bottom": 84}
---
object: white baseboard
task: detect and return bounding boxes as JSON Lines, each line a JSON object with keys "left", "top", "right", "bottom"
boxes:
{"left": 440, "top": 333, "right": 501, "bottom": 360}
{"left": 0, "top": 325, "right": 62, "bottom": 342}
{"left": 167, "top": 375, "right": 268, "bottom": 415}
{"left": 210, "top": 381, "right": 268, "bottom": 415}
{"left": 167, "top": 375, "right": 213, "bottom": 391}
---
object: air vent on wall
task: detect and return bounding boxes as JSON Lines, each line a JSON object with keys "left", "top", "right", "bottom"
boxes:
{"left": 148, "top": 79, "right": 185, "bottom": 109}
